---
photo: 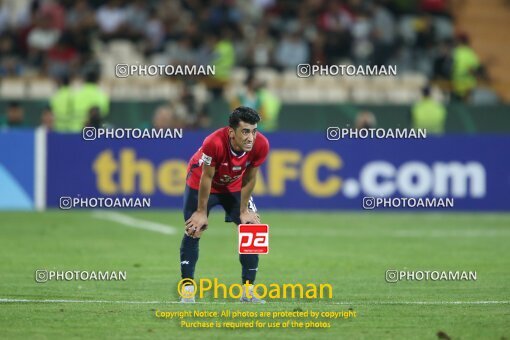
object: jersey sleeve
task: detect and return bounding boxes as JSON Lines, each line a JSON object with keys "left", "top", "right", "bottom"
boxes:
{"left": 250, "top": 134, "right": 270, "bottom": 167}
{"left": 200, "top": 137, "right": 221, "bottom": 167}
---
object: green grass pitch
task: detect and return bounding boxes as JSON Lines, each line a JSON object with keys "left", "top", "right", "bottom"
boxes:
{"left": 0, "top": 210, "right": 509, "bottom": 339}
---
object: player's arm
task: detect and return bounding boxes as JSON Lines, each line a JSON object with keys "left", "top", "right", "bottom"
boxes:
{"left": 185, "top": 164, "right": 215, "bottom": 238}
{"left": 240, "top": 166, "right": 260, "bottom": 224}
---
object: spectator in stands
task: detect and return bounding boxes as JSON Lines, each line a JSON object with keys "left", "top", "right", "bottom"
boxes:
{"left": 46, "top": 32, "right": 79, "bottom": 79}
{"left": 151, "top": 105, "right": 178, "bottom": 129}
{"left": 323, "top": 30, "right": 352, "bottom": 64}
{"left": 350, "top": 9, "right": 374, "bottom": 64}
{"left": 39, "top": 105, "right": 54, "bottom": 130}
{"left": 414, "top": 13, "right": 435, "bottom": 51}
{"left": 257, "top": 81, "right": 281, "bottom": 132}
{"left": 96, "top": 0, "right": 127, "bottom": 41}
{"left": 202, "top": 28, "right": 236, "bottom": 97}
{"left": 72, "top": 68, "right": 109, "bottom": 131}
{"left": 420, "top": 0, "right": 452, "bottom": 18}
{"left": 207, "top": 0, "right": 242, "bottom": 28}
{"left": 66, "top": 0, "right": 96, "bottom": 33}
{"left": 66, "top": 0, "right": 96, "bottom": 60}
{"left": 355, "top": 111, "right": 377, "bottom": 129}
{"left": 245, "top": 26, "right": 275, "bottom": 68}
{"left": 0, "top": 1, "right": 10, "bottom": 34}
{"left": 173, "top": 82, "right": 210, "bottom": 129}
{"left": 0, "top": 31, "right": 23, "bottom": 76}
{"left": 274, "top": 25, "right": 310, "bottom": 69}
{"left": 369, "top": 1, "right": 396, "bottom": 66}
{"left": 318, "top": 0, "right": 354, "bottom": 33}
{"left": 231, "top": 72, "right": 280, "bottom": 132}
{"left": 451, "top": 33, "right": 481, "bottom": 101}
{"left": 84, "top": 106, "right": 102, "bottom": 129}
{"left": 231, "top": 72, "right": 264, "bottom": 117}
{"left": 124, "top": 0, "right": 149, "bottom": 40}
{"left": 433, "top": 39, "right": 453, "bottom": 81}
{"left": 316, "top": 0, "right": 354, "bottom": 64}
{"left": 166, "top": 36, "right": 196, "bottom": 66}
{"left": 50, "top": 74, "right": 73, "bottom": 132}
{"left": 27, "top": 12, "right": 61, "bottom": 66}
{"left": 143, "top": 8, "right": 165, "bottom": 54}
{"left": 2, "top": 101, "right": 26, "bottom": 128}
{"left": 411, "top": 86, "right": 447, "bottom": 134}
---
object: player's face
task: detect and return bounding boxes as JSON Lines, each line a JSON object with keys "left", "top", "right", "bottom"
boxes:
{"left": 230, "top": 121, "right": 258, "bottom": 152}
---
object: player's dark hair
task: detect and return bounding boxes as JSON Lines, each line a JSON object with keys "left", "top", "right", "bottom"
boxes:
{"left": 229, "top": 106, "right": 260, "bottom": 129}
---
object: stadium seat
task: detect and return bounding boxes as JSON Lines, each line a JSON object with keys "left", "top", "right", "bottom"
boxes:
{"left": 230, "top": 68, "right": 249, "bottom": 85}
{"left": 107, "top": 40, "right": 144, "bottom": 65}
{"left": 0, "top": 78, "right": 26, "bottom": 98}
{"left": 398, "top": 73, "right": 428, "bottom": 89}
{"left": 27, "top": 79, "right": 57, "bottom": 99}
{"left": 255, "top": 68, "right": 279, "bottom": 89}
{"left": 352, "top": 87, "right": 387, "bottom": 103}
{"left": 385, "top": 87, "right": 420, "bottom": 104}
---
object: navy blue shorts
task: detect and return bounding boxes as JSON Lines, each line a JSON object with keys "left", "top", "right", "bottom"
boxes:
{"left": 183, "top": 185, "right": 257, "bottom": 225}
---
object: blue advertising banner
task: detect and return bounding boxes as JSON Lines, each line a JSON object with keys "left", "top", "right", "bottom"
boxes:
{"left": 0, "top": 130, "right": 35, "bottom": 210}
{"left": 45, "top": 131, "right": 510, "bottom": 211}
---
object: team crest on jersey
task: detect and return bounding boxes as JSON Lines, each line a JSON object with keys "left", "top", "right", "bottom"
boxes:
{"left": 218, "top": 174, "right": 241, "bottom": 184}
{"left": 201, "top": 153, "right": 212, "bottom": 165}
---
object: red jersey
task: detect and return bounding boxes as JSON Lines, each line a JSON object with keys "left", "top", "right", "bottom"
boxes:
{"left": 186, "top": 127, "right": 270, "bottom": 193}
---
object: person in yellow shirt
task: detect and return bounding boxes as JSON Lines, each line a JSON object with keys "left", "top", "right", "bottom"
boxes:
{"left": 230, "top": 72, "right": 280, "bottom": 132}
{"left": 452, "top": 34, "right": 481, "bottom": 100}
{"left": 203, "top": 29, "right": 235, "bottom": 98}
{"left": 72, "top": 69, "right": 109, "bottom": 131}
{"left": 411, "top": 86, "right": 447, "bottom": 134}
{"left": 50, "top": 75, "right": 74, "bottom": 132}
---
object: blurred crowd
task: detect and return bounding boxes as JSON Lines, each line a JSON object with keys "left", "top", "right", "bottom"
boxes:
{"left": 0, "top": 0, "right": 493, "bottom": 133}
{"left": 1, "top": 0, "right": 459, "bottom": 75}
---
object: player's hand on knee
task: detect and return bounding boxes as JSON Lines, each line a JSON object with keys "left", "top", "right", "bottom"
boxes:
{"left": 240, "top": 210, "right": 259, "bottom": 224}
{"left": 185, "top": 224, "right": 208, "bottom": 238}
{"left": 192, "top": 225, "right": 207, "bottom": 238}
{"left": 185, "top": 211, "right": 208, "bottom": 238}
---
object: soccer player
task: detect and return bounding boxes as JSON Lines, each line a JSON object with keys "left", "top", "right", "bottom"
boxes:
{"left": 180, "top": 106, "right": 270, "bottom": 303}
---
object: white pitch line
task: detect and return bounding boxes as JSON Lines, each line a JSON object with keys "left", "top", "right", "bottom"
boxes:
{"left": 1, "top": 298, "right": 509, "bottom": 306}
{"left": 92, "top": 211, "right": 177, "bottom": 235}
